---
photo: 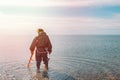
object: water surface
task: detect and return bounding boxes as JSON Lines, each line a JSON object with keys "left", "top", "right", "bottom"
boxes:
{"left": 0, "top": 35, "right": 120, "bottom": 80}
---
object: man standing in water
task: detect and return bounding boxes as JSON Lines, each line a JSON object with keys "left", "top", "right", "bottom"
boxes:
{"left": 30, "top": 28, "right": 52, "bottom": 73}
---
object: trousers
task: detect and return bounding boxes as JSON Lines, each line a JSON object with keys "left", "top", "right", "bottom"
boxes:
{"left": 36, "top": 50, "right": 48, "bottom": 69}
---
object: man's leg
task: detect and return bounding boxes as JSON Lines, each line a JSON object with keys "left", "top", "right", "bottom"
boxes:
{"left": 36, "top": 61, "right": 41, "bottom": 69}
{"left": 36, "top": 52, "right": 42, "bottom": 70}
{"left": 43, "top": 53, "right": 49, "bottom": 70}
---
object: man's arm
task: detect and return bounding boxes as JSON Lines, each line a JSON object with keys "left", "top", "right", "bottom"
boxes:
{"left": 30, "top": 37, "right": 37, "bottom": 54}
{"left": 47, "top": 36, "right": 52, "bottom": 54}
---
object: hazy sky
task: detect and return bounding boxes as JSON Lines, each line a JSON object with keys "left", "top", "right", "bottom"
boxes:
{"left": 0, "top": 0, "right": 120, "bottom": 35}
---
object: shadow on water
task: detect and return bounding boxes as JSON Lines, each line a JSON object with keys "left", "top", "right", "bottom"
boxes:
{"left": 49, "top": 71, "right": 75, "bottom": 80}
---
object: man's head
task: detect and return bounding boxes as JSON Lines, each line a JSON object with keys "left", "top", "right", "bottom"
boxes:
{"left": 37, "top": 28, "right": 44, "bottom": 33}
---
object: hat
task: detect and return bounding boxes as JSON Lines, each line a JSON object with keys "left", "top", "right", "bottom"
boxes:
{"left": 37, "top": 28, "right": 44, "bottom": 33}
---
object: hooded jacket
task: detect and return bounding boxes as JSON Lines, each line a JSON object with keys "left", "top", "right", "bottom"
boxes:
{"left": 30, "top": 32, "right": 52, "bottom": 53}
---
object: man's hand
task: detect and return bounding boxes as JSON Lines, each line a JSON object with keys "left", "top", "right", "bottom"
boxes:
{"left": 30, "top": 51, "right": 34, "bottom": 55}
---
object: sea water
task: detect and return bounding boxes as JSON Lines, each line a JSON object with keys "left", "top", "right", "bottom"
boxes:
{"left": 0, "top": 35, "right": 120, "bottom": 80}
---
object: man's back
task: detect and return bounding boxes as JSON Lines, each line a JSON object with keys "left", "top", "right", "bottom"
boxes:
{"left": 36, "top": 32, "right": 49, "bottom": 49}
{"left": 30, "top": 31, "right": 52, "bottom": 54}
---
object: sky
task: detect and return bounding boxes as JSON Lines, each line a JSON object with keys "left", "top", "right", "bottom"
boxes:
{"left": 0, "top": 0, "right": 120, "bottom": 35}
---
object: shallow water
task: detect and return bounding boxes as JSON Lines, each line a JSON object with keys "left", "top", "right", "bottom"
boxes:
{"left": 0, "top": 35, "right": 120, "bottom": 80}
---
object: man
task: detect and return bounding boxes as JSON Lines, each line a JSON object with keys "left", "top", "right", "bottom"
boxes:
{"left": 30, "top": 28, "right": 52, "bottom": 72}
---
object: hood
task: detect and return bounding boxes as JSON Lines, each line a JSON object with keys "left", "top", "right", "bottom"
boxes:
{"left": 38, "top": 32, "right": 47, "bottom": 36}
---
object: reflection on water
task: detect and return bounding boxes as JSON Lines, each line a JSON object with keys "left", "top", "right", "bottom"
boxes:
{"left": 0, "top": 35, "right": 120, "bottom": 80}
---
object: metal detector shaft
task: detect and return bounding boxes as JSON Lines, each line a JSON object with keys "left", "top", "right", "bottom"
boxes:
{"left": 27, "top": 52, "right": 34, "bottom": 68}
